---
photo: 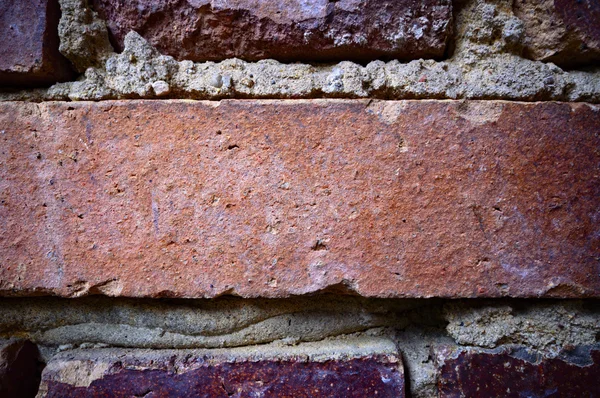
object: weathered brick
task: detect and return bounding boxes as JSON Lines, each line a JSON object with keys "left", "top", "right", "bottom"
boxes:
{"left": 90, "top": 0, "right": 452, "bottom": 63}
{"left": 0, "top": 100, "right": 599, "bottom": 298}
{"left": 38, "top": 338, "right": 404, "bottom": 397}
{"left": 435, "top": 345, "right": 600, "bottom": 397}
{"left": 0, "top": 0, "right": 74, "bottom": 87}
{"left": 515, "top": 0, "right": 600, "bottom": 68}
{"left": 0, "top": 340, "right": 43, "bottom": 398}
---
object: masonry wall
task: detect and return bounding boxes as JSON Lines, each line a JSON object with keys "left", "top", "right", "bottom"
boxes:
{"left": 0, "top": 0, "right": 599, "bottom": 397}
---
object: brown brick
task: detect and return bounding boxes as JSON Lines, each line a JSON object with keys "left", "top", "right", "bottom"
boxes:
{"left": 515, "top": 0, "right": 600, "bottom": 68}
{"left": 90, "top": 0, "right": 452, "bottom": 63}
{"left": 38, "top": 338, "right": 404, "bottom": 397}
{"left": 0, "top": 340, "right": 43, "bottom": 398}
{"left": 0, "top": 0, "right": 74, "bottom": 87}
{"left": 0, "top": 100, "right": 599, "bottom": 298}
{"left": 435, "top": 345, "right": 600, "bottom": 397}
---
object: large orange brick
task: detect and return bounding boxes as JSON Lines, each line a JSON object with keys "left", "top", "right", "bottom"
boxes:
{"left": 0, "top": 100, "right": 598, "bottom": 298}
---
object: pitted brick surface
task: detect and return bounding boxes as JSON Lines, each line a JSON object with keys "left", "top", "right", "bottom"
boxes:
{"left": 0, "top": 100, "right": 598, "bottom": 298}
{"left": 91, "top": 0, "right": 452, "bottom": 63}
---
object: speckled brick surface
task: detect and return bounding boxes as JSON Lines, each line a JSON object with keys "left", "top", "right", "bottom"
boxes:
{"left": 0, "top": 100, "right": 598, "bottom": 298}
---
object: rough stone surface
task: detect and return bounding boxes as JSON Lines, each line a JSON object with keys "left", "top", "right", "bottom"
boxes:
{"left": 37, "top": 337, "right": 404, "bottom": 397}
{"left": 514, "top": 0, "right": 600, "bottom": 68}
{"left": 57, "top": 0, "right": 114, "bottom": 72}
{"left": 0, "top": 0, "right": 74, "bottom": 86}
{"left": 435, "top": 345, "right": 600, "bottom": 397}
{"left": 1, "top": 100, "right": 599, "bottom": 298}
{"left": 444, "top": 301, "right": 600, "bottom": 352}
{"left": 5, "top": 31, "right": 599, "bottom": 103}
{"left": 4, "top": 0, "right": 600, "bottom": 102}
{"left": 90, "top": 0, "right": 452, "bottom": 63}
{"left": 0, "top": 339, "right": 44, "bottom": 398}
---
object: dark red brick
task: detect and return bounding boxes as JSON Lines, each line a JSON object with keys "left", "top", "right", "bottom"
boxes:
{"left": 39, "top": 340, "right": 404, "bottom": 397}
{"left": 91, "top": 0, "right": 452, "bottom": 63}
{"left": 436, "top": 346, "right": 600, "bottom": 397}
{"left": 0, "top": 340, "right": 44, "bottom": 398}
{"left": 0, "top": 0, "right": 74, "bottom": 87}
{"left": 0, "top": 100, "right": 599, "bottom": 298}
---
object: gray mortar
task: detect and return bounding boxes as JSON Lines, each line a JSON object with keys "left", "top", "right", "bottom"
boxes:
{"left": 42, "top": 335, "right": 400, "bottom": 368}
{"left": 444, "top": 300, "right": 600, "bottom": 354}
{"left": 57, "top": 0, "right": 114, "bottom": 73}
{"left": 0, "top": 296, "right": 426, "bottom": 349}
{"left": 1, "top": 0, "right": 598, "bottom": 102}
{"left": 394, "top": 326, "right": 454, "bottom": 398}
{"left": 1, "top": 297, "right": 599, "bottom": 397}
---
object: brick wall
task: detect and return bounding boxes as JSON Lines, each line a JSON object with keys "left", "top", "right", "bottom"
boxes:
{"left": 1, "top": 0, "right": 599, "bottom": 397}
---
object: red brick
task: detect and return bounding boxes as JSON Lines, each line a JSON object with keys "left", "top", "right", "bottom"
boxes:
{"left": 38, "top": 339, "right": 404, "bottom": 397}
{"left": 515, "top": 0, "right": 600, "bottom": 68}
{"left": 91, "top": 0, "right": 452, "bottom": 63}
{"left": 0, "top": 100, "right": 598, "bottom": 298}
{"left": 0, "top": 0, "right": 74, "bottom": 87}
{"left": 435, "top": 346, "right": 600, "bottom": 397}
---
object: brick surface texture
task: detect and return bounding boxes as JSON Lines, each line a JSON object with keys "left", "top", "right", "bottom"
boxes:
{"left": 39, "top": 345, "right": 404, "bottom": 397}
{"left": 1, "top": 100, "right": 598, "bottom": 298}
{"left": 0, "top": 0, "right": 73, "bottom": 86}
{"left": 515, "top": 0, "right": 600, "bottom": 68}
{"left": 91, "top": 0, "right": 452, "bottom": 63}
{"left": 436, "top": 346, "right": 600, "bottom": 397}
{"left": 2, "top": 0, "right": 600, "bottom": 395}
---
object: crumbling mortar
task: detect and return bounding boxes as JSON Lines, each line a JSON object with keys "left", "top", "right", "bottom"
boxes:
{"left": 1, "top": 0, "right": 598, "bottom": 102}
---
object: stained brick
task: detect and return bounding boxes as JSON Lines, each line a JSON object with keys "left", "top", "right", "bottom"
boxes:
{"left": 435, "top": 345, "right": 600, "bottom": 397}
{"left": 0, "top": 100, "right": 599, "bottom": 298}
{"left": 90, "top": 0, "right": 452, "bottom": 63}
{"left": 38, "top": 338, "right": 404, "bottom": 397}
{"left": 0, "top": 0, "right": 74, "bottom": 87}
{"left": 515, "top": 0, "right": 600, "bottom": 68}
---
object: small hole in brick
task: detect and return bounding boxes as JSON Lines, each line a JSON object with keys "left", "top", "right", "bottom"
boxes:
{"left": 311, "top": 239, "right": 328, "bottom": 251}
